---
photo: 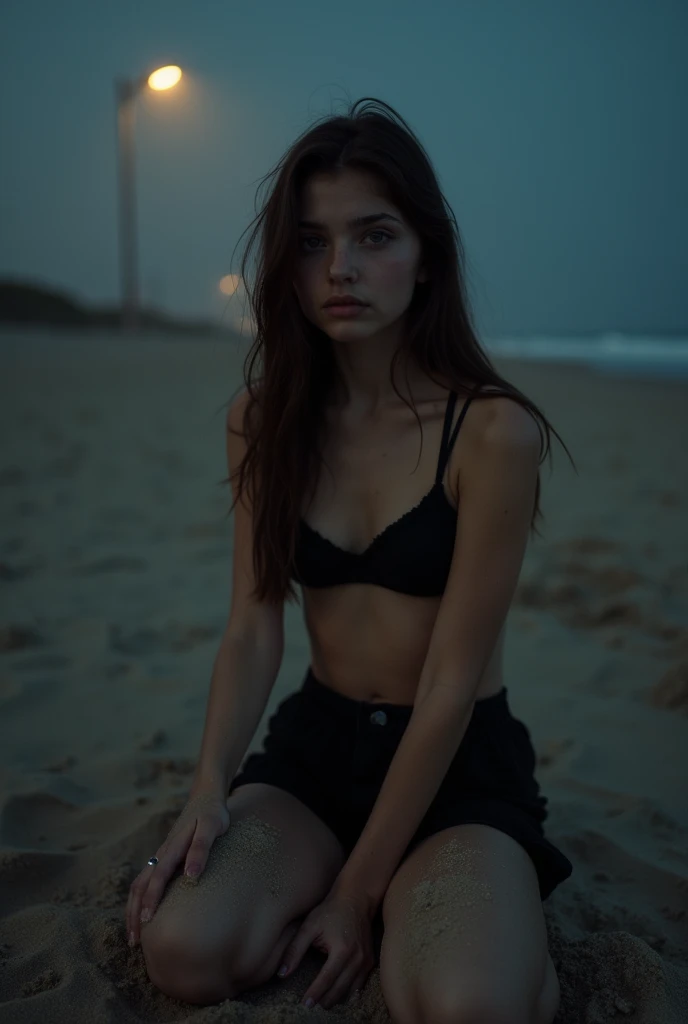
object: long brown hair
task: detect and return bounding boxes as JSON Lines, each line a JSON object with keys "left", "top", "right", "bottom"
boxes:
{"left": 221, "top": 97, "right": 576, "bottom": 607}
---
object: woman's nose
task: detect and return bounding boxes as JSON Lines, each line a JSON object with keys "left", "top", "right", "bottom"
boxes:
{"left": 328, "top": 246, "right": 358, "bottom": 275}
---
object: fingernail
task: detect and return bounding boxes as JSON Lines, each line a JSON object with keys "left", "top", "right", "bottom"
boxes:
{"left": 140, "top": 908, "right": 151, "bottom": 923}
{"left": 277, "top": 964, "right": 288, "bottom": 977}
{"left": 303, "top": 997, "right": 314, "bottom": 1009}
{"left": 186, "top": 865, "right": 199, "bottom": 878}
{"left": 129, "top": 932, "right": 136, "bottom": 947}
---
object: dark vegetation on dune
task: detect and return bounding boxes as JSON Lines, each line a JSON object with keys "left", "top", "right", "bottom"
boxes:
{"left": 0, "top": 279, "right": 229, "bottom": 335}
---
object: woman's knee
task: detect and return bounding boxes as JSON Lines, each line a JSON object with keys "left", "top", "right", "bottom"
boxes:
{"left": 140, "top": 906, "right": 246, "bottom": 1005}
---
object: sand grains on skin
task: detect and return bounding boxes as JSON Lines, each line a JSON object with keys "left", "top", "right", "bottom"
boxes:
{"left": 159, "top": 814, "right": 293, "bottom": 912}
{"left": 399, "top": 838, "right": 494, "bottom": 972}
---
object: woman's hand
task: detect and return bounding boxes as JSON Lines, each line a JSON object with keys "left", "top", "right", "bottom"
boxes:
{"left": 125, "top": 790, "right": 231, "bottom": 947}
{"left": 276, "top": 886, "right": 376, "bottom": 1010}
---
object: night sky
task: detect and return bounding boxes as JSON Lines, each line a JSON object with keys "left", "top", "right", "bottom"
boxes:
{"left": 2, "top": 0, "right": 686, "bottom": 335}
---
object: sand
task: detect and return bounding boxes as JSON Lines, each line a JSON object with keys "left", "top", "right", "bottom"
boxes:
{"left": 0, "top": 328, "right": 686, "bottom": 1023}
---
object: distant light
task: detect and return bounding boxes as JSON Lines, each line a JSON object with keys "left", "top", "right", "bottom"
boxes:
{"left": 219, "top": 274, "right": 241, "bottom": 296}
{"left": 148, "top": 65, "right": 182, "bottom": 91}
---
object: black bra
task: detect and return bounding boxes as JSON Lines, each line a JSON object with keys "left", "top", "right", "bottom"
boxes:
{"left": 290, "top": 386, "right": 481, "bottom": 596}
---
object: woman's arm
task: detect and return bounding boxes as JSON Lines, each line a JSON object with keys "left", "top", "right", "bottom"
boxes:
{"left": 331, "top": 398, "right": 541, "bottom": 908}
{"left": 191, "top": 626, "right": 283, "bottom": 796}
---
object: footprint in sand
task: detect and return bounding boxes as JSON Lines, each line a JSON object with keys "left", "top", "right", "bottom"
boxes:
{"left": 0, "top": 625, "right": 45, "bottom": 652}
{"left": 133, "top": 757, "right": 197, "bottom": 788}
{"left": 646, "top": 661, "right": 688, "bottom": 715}
{"left": 553, "top": 537, "right": 622, "bottom": 556}
{"left": 0, "top": 790, "right": 146, "bottom": 854}
{"left": 109, "top": 622, "right": 219, "bottom": 656}
{"left": 537, "top": 737, "right": 575, "bottom": 768}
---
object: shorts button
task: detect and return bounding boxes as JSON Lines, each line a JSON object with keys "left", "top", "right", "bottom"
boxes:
{"left": 370, "top": 709, "right": 387, "bottom": 726}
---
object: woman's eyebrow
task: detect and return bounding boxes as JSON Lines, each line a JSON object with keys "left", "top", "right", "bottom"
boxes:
{"left": 298, "top": 212, "right": 402, "bottom": 229}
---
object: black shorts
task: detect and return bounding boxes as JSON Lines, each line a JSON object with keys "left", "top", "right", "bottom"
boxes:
{"left": 229, "top": 666, "right": 572, "bottom": 951}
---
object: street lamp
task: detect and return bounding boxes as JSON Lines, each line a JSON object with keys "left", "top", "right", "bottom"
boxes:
{"left": 114, "top": 65, "right": 182, "bottom": 332}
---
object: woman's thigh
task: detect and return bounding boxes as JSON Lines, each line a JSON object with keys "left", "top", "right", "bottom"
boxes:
{"left": 140, "top": 782, "right": 347, "bottom": 1005}
{"left": 379, "top": 823, "right": 556, "bottom": 1024}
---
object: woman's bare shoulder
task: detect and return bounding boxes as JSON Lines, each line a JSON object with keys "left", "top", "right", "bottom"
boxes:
{"left": 468, "top": 391, "right": 540, "bottom": 450}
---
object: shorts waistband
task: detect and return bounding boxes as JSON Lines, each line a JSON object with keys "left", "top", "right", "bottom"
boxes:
{"left": 300, "top": 665, "right": 508, "bottom": 721}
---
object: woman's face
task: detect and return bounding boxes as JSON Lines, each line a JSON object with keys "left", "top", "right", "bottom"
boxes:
{"left": 292, "top": 168, "right": 427, "bottom": 342}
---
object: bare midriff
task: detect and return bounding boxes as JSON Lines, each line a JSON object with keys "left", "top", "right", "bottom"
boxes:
{"left": 303, "top": 584, "right": 506, "bottom": 705}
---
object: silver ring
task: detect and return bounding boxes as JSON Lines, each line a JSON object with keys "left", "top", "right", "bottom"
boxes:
{"left": 147, "top": 856, "right": 159, "bottom": 867}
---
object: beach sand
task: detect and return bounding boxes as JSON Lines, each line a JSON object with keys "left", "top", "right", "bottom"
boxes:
{"left": 0, "top": 329, "right": 686, "bottom": 1023}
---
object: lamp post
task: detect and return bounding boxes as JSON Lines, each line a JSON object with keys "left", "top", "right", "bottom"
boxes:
{"left": 114, "top": 65, "right": 182, "bottom": 332}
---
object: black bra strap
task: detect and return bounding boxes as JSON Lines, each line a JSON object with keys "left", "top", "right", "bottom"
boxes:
{"left": 435, "top": 384, "right": 481, "bottom": 484}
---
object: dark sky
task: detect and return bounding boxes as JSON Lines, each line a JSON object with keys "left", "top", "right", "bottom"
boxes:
{"left": 2, "top": 0, "right": 686, "bottom": 335}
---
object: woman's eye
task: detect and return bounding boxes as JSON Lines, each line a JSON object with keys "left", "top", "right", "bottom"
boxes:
{"left": 299, "top": 230, "right": 392, "bottom": 251}
{"left": 367, "top": 230, "right": 391, "bottom": 244}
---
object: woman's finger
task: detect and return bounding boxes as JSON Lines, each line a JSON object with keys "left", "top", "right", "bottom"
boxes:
{"left": 182, "top": 814, "right": 223, "bottom": 878}
{"left": 127, "top": 866, "right": 154, "bottom": 945}
{"left": 125, "top": 884, "right": 133, "bottom": 941}
{"left": 300, "top": 946, "right": 351, "bottom": 1011}
{"left": 129, "top": 837, "right": 184, "bottom": 944}
{"left": 342, "top": 957, "right": 373, "bottom": 1006}
{"left": 126, "top": 827, "right": 179, "bottom": 941}
{"left": 315, "top": 958, "right": 358, "bottom": 1012}
{"left": 347, "top": 966, "right": 371, "bottom": 1004}
{"left": 134, "top": 823, "right": 196, "bottom": 942}
{"left": 126, "top": 872, "right": 145, "bottom": 939}
{"left": 127, "top": 862, "right": 157, "bottom": 940}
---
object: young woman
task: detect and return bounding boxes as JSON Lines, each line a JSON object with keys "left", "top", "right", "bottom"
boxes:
{"left": 126, "top": 98, "right": 575, "bottom": 1022}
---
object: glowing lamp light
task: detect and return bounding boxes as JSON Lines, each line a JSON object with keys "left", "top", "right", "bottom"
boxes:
{"left": 219, "top": 275, "right": 241, "bottom": 296}
{"left": 148, "top": 65, "right": 182, "bottom": 91}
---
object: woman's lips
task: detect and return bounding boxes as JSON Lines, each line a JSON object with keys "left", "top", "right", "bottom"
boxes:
{"left": 324, "top": 303, "right": 368, "bottom": 317}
